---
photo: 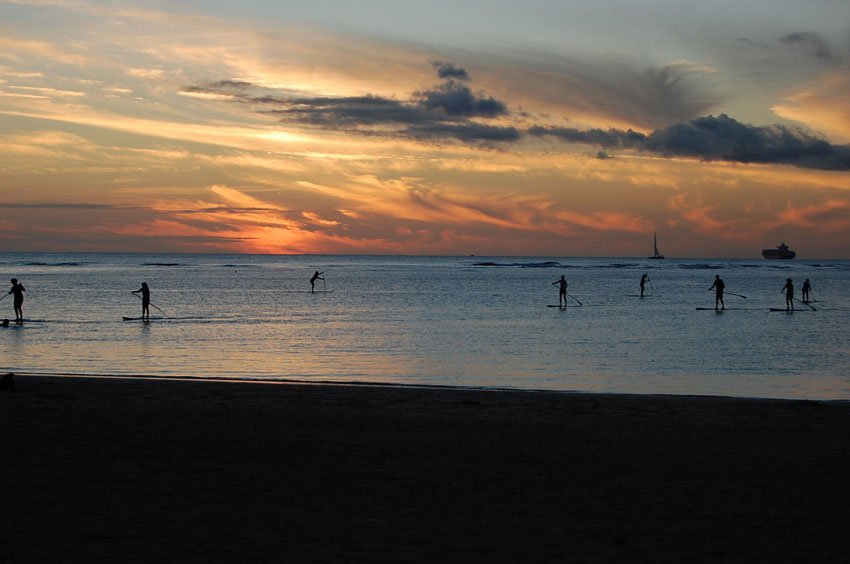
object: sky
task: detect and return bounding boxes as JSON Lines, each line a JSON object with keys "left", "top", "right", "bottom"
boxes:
{"left": 1, "top": 0, "right": 849, "bottom": 257}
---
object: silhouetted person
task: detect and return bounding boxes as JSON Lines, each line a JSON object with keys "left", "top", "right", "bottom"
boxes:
{"left": 709, "top": 275, "right": 725, "bottom": 310}
{"left": 640, "top": 273, "right": 648, "bottom": 298}
{"left": 802, "top": 278, "right": 812, "bottom": 302}
{"left": 552, "top": 275, "right": 568, "bottom": 307}
{"left": 8, "top": 278, "right": 25, "bottom": 323}
{"left": 131, "top": 282, "right": 150, "bottom": 321}
{"left": 782, "top": 278, "right": 794, "bottom": 311}
{"left": 310, "top": 271, "right": 324, "bottom": 294}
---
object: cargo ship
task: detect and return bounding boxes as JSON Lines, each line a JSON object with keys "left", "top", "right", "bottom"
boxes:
{"left": 761, "top": 242, "right": 796, "bottom": 259}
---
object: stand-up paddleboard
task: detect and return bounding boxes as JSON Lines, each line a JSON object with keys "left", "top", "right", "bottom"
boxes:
{"left": 694, "top": 307, "right": 738, "bottom": 311}
{"left": 546, "top": 305, "right": 567, "bottom": 308}
{"left": 1, "top": 319, "right": 47, "bottom": 326}
{"left": 769, "top": 308, "right": 813, "bottom": 312}
{"left": 122, "top": 316, "right": 162, "bottom": 321}
{"left": 262, "top": 290, "right": 338, "bottom": 294}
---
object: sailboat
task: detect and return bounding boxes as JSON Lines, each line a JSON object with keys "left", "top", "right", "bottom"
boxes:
{"left": 648, "top": 231, "right": 665, "bottom": 259}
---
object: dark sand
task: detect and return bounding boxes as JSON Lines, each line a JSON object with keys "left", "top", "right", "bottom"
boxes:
{"left": 1, "top": 375, "right": 848, "bottom": 563}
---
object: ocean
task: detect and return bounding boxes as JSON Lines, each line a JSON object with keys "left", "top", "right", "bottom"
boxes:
{"left": 1, "top": 252, "right": 848, "bottom": 400}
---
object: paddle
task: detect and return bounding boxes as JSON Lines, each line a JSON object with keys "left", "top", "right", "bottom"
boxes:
{"left": 0, "top": 292, "right": 8, "bottom": 303}
{"left": 648, "top": 277, "right": 655, "bottom": 294}
{"left": 706, "top": 289, "right": 746, "bottom": 299}
{"left": 567, "top": 292, "right": 583, "bottom": 306}
{"left": 132, "top": 292, "right": 171, "bottom": 318}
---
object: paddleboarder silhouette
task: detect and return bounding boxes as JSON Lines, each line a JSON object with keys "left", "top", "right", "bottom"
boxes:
{"left": 640, "top": 273, "right": 648, "bottom": 298}
{"left": 709, "top": 275, "right": 725, "bottom": 311}
{"left": 781, "top": 278, "right": 794, "bottom": 311}
{"left": 552, "top": 275, "right": 568, "bottom": 308}
{"left": 131, "top": 282, "right": 151, "bottom": 321}
{"left": 802, "top": 278, "right": 812, "bottom": 302}
{"left": 8, "top": 278, "right": 25, "bottom": 323}
{"left": 310, "top": 271, "right": 324, "bottom": 294}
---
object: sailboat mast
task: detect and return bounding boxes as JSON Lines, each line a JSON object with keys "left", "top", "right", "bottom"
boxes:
{"left": 648, "top": 231, "right": 664, "bottom": 259}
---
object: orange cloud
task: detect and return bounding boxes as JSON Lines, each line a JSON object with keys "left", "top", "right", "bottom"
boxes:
{"left": 776, "top": 200, "right": 850, "bottom": 232}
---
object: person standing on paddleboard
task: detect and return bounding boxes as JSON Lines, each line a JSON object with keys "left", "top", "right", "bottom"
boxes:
{"left": 802, "top": 278, "right": 812, "bottom": 302}
{"left": 8, "top": 278, "right": 25, "bottom": 323}
{"left": 552, "top": 275, "right": 568, "bottom": 308}
{"left": 639, "top": 273, "right": 648, "bottom": 298}
{"left": 709, "top": 275, "right": 725, "bottom": 311}
{"left": 310, "top": 271, "right": 324, "bottom": 294}
{"left": 782, "top": 278, "right": 795, "bottom": 311}
{"left": 131, "top": 282, "right": 151, "bottom": 321}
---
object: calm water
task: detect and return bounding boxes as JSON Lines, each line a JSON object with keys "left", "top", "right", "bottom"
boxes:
{"left": 1, "top": 253, "right": 849, "bottom": 399}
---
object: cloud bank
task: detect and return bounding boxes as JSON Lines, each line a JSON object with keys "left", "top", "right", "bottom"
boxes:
{"left": 184, "top": 64, "right": 517, "bottom": 144}
{"left": 184, "top": 61, "right": 850, "bottom": 170}
{"left": 531, "top": 114, "right": 850, "bottom": 171}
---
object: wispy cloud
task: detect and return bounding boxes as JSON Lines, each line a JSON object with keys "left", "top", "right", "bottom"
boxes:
{"left": 772, "top": 69, "right": 850, "bottom": 143}
{"left": 780, "top": 32, "right": 834, "bottom": 60}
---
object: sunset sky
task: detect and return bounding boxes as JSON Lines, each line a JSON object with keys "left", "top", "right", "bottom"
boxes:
{"left": 1, "top": 0, "right": 849, "bottom": 257}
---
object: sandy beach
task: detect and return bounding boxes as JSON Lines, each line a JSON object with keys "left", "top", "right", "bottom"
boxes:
{"left": 1, "top": 375, "right": 848, "bottom": 563}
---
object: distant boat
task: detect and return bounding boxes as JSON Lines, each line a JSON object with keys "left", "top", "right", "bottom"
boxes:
{"left": 761, "top": 242, "right": 796, "bottom": 259}
{"left": 648, "top": 231, "right": 664, "bottom": 259}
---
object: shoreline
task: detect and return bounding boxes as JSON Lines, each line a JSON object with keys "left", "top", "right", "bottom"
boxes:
{"left": 3, "top": 374, "right": 849, "bottom": 562}
{"left": 9, "top": 371, "right": 849, "bottom": 404}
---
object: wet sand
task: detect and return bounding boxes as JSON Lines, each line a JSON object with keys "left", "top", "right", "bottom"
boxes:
{"left": 1, "top": 375, "right": 848, "bottom": 563}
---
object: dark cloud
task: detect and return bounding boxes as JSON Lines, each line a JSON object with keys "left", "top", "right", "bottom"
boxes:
{"left": 531, "top": 114, "right": 850, "bottom": 171}
{"left": 407, "top": 122, "right": 520, "bottom": 143}
{"left": 528, "top": 125, "right": 645, "bottom": 149}
{"left": 645, "top": 114, "right": 850, "bottom": 169}
{"left": 266, "top": 93, "right": 517, "bottom": 143}
{"left": 182, "top": 70, "right": 848, "bottom": 169}
{"left": 184, "top": 69, "right": 513, "bottom": 144}
{"left": 267, "top": 95, "right": 427, "bottom": 127}
{"left": 415, "top": 81, "right": 507, "bottom": 118}
{"left": 182, "top": 80, "right": 255, "bottom": 95}
{"left": 737, "top": 37, "right": 770, "bottom": 49}
{"left": 431, "top": 61, "right": 470, "bottom": 81}
{"left": 780, "top": 32, "right": 833, "bottom": 60}
{"left": 207, "top": 80, "right": 255, "bottom": 90}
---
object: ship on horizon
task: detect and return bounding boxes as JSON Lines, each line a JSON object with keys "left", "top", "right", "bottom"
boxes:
{"left": 648, "top": 231, "right": 664, "bottom": 259}
{"left": 761, "top": 242, "right": 796, "bottom": 259}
